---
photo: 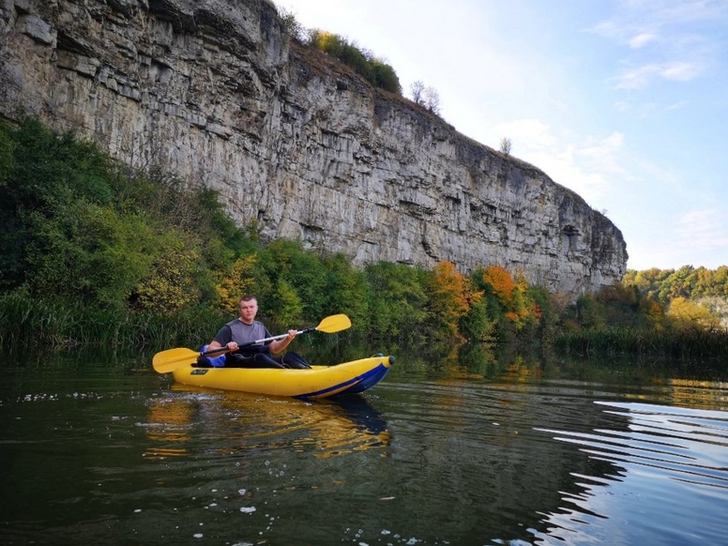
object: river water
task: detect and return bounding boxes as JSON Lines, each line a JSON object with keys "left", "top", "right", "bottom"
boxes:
{"left": 1, "top": 353, "right": 727, "bottom": 545}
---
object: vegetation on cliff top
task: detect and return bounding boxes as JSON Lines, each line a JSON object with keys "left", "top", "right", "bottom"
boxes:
{"left": 278, "top": 6, "right": 400, "bottom": 94}
{"left": 277, "top": 5, "right": 444, "bottom": 115}
{"left": 0, "top": 120, "right": 726, "bottom": 365}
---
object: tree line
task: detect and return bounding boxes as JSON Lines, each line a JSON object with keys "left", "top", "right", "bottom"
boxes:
{"left": 0, "top": 119, "right": 726, "bottom": 363}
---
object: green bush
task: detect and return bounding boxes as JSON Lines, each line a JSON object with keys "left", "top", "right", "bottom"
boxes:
{"left": 307, "top": 29, "right": 401, "bottom": 94}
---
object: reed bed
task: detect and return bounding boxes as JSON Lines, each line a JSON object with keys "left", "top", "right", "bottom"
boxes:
{"left": 0, "top": 293, "right": 224, "bottom": 359}
{"left": 554, "top": 325, "right": 728, "bottom": 362}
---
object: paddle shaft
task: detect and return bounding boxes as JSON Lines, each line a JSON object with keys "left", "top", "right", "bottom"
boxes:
{"left": 204, "top": 326, "right": 318, "bottom": 356}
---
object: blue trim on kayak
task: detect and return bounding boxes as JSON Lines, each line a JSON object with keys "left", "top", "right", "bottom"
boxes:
{"left": 340, "top": 363, "right": 391, "bottom": 394}
{"left": 294, "top": 362, "right": 390, "bottom": 399}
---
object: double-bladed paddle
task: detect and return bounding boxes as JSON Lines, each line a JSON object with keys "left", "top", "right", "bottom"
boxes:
{"left": 151, "top": 313, "right": 352, "bottom": 374}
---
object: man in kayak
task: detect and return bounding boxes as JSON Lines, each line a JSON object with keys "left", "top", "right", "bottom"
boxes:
{"left": 200, "top": 295, "right": 311, "bottom": 368}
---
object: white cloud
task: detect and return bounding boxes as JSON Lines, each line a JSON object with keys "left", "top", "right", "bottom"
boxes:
{"left": 591, "top": 0, "right": 728, "bottom": 42}
{"left": 615, "top": 61, "right": 703, "bottom": 89}
{"left": 591, "top": 0, "right": 725, "bottom": 90}
{"left": 495, "top": 118, "right": 556, "bottom": 149}
{"left": 665, "top": 100, "right": 689, "bottom": 111}
{"left": 579, "top": 132, "right": 627, "bottom": 177}
{"left": 661, "top": 61, "right": 702, "bottom": 81}
{"left": 677, "top": 209, "right": 728, "bottom": 251}
{"left": 614, "top": 64, "right": 659, "bottom": 89}
{"left": 494, "top": 120, "right": 630, "bottom": 204}
{"left": 629, "top": 208, "right": 728, "bottom": 268}
{"left": 629, "top": 33, "right": 657, "bottom": 49}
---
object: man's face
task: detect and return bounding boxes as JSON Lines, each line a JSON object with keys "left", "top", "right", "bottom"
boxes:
{"left": 239, "top": 299, "right": 258, "bottom": 323}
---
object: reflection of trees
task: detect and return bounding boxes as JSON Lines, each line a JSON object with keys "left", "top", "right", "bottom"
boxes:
{"left": 664, "top": 378, "right": 728, "bottom": 411}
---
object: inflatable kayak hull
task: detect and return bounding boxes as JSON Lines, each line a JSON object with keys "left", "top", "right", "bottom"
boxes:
{"left": 171, "top": 355, "right": 394, "bottom": 399}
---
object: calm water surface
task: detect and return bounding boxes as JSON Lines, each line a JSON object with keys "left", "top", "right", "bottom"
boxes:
{"left": 1, "top": 355, "right": 727, "bottom": 545}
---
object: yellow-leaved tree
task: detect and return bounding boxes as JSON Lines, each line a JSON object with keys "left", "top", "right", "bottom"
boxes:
{"left": 215, "top": 255, "right": 257, "bottom": 314}
{"left": 667, "top": 297, "right": 718, "bottom": 330}
{"left": 133, "top": 232, "right": 201, "bottom": 313}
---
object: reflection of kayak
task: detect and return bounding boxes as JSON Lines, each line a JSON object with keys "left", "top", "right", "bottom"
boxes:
{"left": 171, "top": 355, "right": 394, "bottom": 399}
{"left": 146, "top": 387, "right": 391, "bottom": 460}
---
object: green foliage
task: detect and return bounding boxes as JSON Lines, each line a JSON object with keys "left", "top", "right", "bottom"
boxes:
{"left": 276, "top": 7, "right": 402, "bottom": 94}
{"left": 469, "top": 266, "right": 544, "bottom": 343}
{"left": 307, "top": 29, "right": 402, "bottom": 94}
{"left": 0, "top": 119, "right": 216, "bottom": 314}
{"left": 320, "top": 253, "right": 369, "bottom": 330}
{"left": 249, "top": 240, "right": 370, "bottom": 333}
{"left": 667, "top": 297, "right": 718, "bottom": 330}
{"left": 554, "top": 325, "right": 728, "bottom": 361}
{"left": 0, "top": 120, "right": 231, "bottom": 334}
{"left": 369, "top": 60, "right": 402, "bottom": 94}
{"left": 623, "top": 265, "right": 728, "bottom": 330}
{"left": 252, "top": 238, "right": 327, "bottom": 323}
{"left": 0, "top": 289, "right": 222, "bottom": 354}
{"left": 624, "top": 265, "right": 728, "bottom": 302}
{"left": 27, "top": 204, "right": 159, "bottom": 310}
{"left": 555, "top": 273, "right": 727, "bottom": 360}
{"left": 459, "top": 296, "right": 495, "bottom": 343}
{"left": 215, "top": 255, "right": 258, "bottom": 314}
{"left": 0, "top": 123, "right": 15, "bottom": 186}
{"left": 276, "top": 6, "right": 305, "bottom": 41}
{"left": 133, "top": 229, "right": 203, "bottom": 313}
{"left": 364, "top": 261, "right": 429, "bottom": 342}
{"left": 269, "top": 277, "right": 305, "bottom": 327}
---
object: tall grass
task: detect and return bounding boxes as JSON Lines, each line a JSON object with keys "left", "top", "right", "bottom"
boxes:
{"left": 0, "top": 292, "right": 225, "bottom": 359}
{"left": 554, "top": 326, "right": 728, "bottom": 362}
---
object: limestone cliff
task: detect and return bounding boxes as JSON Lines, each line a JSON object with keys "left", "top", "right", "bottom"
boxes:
{"left": 0, "top": 0, "right": 628, "bottom": 295}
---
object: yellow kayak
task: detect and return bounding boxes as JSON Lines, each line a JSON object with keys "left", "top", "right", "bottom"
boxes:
{"left": 171, "top": 355, "right": 394, "bottom": 399}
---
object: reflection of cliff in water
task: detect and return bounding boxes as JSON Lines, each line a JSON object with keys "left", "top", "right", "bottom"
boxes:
{"left": 143, "top": 388, "right": 389, "bottom": 461}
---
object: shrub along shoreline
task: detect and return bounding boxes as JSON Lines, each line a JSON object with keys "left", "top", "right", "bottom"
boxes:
{"left": 1, "top": 119, "right": 726, "bottom": 367}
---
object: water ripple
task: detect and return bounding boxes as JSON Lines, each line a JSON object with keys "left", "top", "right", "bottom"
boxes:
{"left": 535, "top": 401, "right": 728, "bottom": 544}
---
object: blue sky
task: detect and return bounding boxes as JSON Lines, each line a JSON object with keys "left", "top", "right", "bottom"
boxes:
{"left": 282, "top": 0, "right": 728, "bottom": 271}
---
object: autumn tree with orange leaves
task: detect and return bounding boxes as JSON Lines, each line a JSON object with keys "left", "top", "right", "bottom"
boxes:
{"left": 426, "top": 261, "right": 484, "bottom": 343}
{"left": 478, "top": 265, "right": 542, "bottom": 333}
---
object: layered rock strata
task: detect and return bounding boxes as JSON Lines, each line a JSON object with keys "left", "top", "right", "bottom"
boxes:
{"left": 0, "top": 0, "right": 628, "bottom": 294}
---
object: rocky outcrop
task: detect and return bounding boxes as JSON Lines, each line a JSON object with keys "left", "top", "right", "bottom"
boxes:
{"left": 0, "top": 0, "right": 628, "bottom": 295}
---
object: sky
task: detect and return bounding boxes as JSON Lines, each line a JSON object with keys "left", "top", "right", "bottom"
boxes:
{"left": 281, "top": 0, "right": 728, "bottom": 271}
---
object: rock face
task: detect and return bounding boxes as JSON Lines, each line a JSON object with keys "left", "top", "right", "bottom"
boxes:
{"left": 0, "top": 0, "right": 628, "bottom": 295}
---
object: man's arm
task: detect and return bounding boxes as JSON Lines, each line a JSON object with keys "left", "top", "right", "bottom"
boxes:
{"left": 208, "top": 326, "right": 235, "bottom": 352}
{"left": 268, "top": 330, "right": 297, "bottom": 355}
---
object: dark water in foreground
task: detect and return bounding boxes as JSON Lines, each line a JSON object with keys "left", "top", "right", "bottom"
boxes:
{"left": 1, "top": 355, "right": 727, "bottom": 545}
